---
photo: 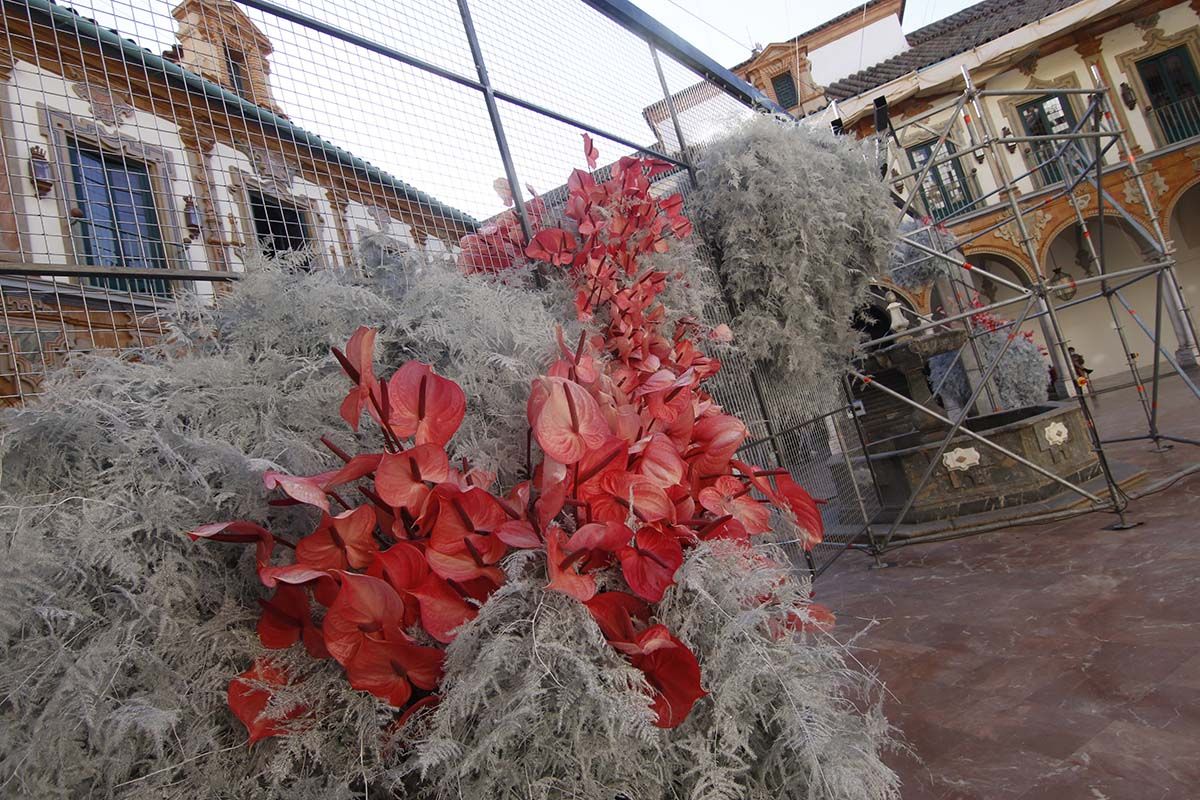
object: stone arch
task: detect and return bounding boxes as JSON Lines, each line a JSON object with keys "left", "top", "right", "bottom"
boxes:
{"left": 1167, "top": 180, "right": 1200, "bottom": 344}
{"left": 1040, "top": 213, "right": 1174, "bottom": 381}
{"left": 1160, "top": 170, "right": 1200, "bottom": 234}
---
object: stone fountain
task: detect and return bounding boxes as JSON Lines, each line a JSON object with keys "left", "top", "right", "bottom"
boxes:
{"left": 846, "top": 305, "right": 1101, "bottom": 525}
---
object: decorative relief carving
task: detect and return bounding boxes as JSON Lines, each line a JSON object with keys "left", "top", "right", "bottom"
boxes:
{"left": 1124, "top": 171, "right": 1168, "bottom": 209}
{"left": 994, "top": 210, "right": 1051, "bottom": 248}
{"left": 1043, "top": 421, "right": 1070, "bottom": 447}
{"left": 244, "top": 146, "right": 295, "bottom": 195}
{"left": 71, "top": 82, "right": 135, "bottom": 128}
{"left": 943, "top": 447, "right": 981, "bottom": 472}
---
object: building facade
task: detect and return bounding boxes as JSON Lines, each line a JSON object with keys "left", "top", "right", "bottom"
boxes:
{"left": 738, "top": 0, "right": 1200, "bottom": 383}
{"left": 0, "top": 0, "right": 475, "bottom": 402}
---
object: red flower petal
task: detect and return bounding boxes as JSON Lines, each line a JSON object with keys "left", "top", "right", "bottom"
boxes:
{"left": 257, "top": 584, "right": 312, "bottom": 650}
{"left": 629, "top": 625, "right": 705, "bottom": 728}
{"left": 263, "top": 471, "right": 329, "bottom": 513}
{"left": 187, "top": 520, "right": 274, "bottom": 574}
{"left": 584, "top": 591, "right": 649, "bottom": 644}
{"left": 375, "top": 444, "right": 449, "bottom": 512}
{"left": 528, "top": 377, "right": 611, "bottom": 465}
{"left": 426, "top": 486, "right": 508, "bottom": 579}
{"left": 227, "top": 659, "right": 305, "bottom": 745}
{"left": 617, "top": 525, "right": 683, "bottom": 602}
{"left": 582, "top": 133, "right": 599, "bottom": 169}
{"left": 322, "top": 572, "right": 407, "bottom": 666}
{"left": 632, "top": 433, "right": 684, "bottom": 488}
{"left": 567, "top": 521, "right": 631, "bottom": 554}
{"left": 698, "top": 476, "right": 770, "bottom": 536}
{"left": 337, "top": 327, "right": 378, "bottom": 431}
{"left": 525, "top": 228, "right": 578, "bottom": 267}
{"left": 593, "top": 473, "right": 674, "bottom": 525}
{"left": 691, "top": 414, "right": 748, "bottom": 474}
{"left": 545, "top": 525, "right": 596, "bottom": 602}
{"left": 295, "top": 505, "right": 378, "bottom": 571}
{"left": 495, "top": 519, "right": 541, "bottom": 549}
{"left": 408, "top": 572, "right": 477, "bottom": 643}
{"left": 345, "top": 637, "right": 444, "bottom": 707}
{"left": 386, "top": 362, "right": 466, "bottom": 447}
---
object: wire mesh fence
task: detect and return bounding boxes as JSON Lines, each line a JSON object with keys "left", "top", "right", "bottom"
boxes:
{"left": 0, "top": 0, "right": 877, "bottom": 573}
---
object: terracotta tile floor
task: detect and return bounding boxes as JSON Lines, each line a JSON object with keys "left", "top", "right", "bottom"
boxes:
{"left": 819, "top": 373, "right": 1200, "bottom": 799}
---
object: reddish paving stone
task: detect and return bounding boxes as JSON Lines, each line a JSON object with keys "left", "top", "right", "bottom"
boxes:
{"left": 819, "top": 375, "right": 1200, "bottom": 798}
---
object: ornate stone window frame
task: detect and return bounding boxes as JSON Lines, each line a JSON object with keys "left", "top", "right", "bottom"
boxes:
{"left": 228, "top": 159, "right": 322, "bottom": 269}
{"left": 1115, "top": 24, "right": 1200, "bottom": 151}
{"left": 895, "top": 113, "right": 984, "bottom": 209}
{"left": 997, "top": 72, "right": 1085, "bottom": 190}
{"left": 38, "top": 105, "right": 188, "bottom": 281}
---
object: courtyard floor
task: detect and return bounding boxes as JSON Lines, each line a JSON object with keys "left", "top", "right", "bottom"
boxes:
{"left": 820, "top": 373, "right": 1200, "bottom": 799}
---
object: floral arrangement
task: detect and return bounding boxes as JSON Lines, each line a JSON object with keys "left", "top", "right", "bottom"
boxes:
{"left": 0, "top": 134, "right": 897, "bottom": 799}
{"left": 191, "top": 137, "right": 826, "bottom": 740}
{"left": 929, "top": 293, "right": 1050, "bottom": 412}
{"left": 690, "top": 116, "right": 896, "bottom": 388}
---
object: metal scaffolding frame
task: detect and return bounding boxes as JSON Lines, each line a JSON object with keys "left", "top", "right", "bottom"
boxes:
{"left": 851, "top": 65, "right": 1200, "bottom": 557}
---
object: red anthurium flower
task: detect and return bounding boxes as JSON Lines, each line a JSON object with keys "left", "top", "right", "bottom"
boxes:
{"left": 527, "top": 377, "right": 612, "bottom": 465}
{"left": 458, "top": 231, "right": 515, "bottom": 273}
{"left": 312, "top": 453, "right": 383, "bottom": 492}
{"left": 263, "top": 471, "right": 329, "bottom": 512}
{"left": 631, "top": 433, "right": 685, "bottom": 489}
{"left": 582, "top": 132, "right": 599, "bottom": 169}
{"left": 496, "top": 519, "right": 541, "bottom": 549}
{"left": 396, "top": 694, "right": 440, "bottom": 729}
{"left": 690, "top": 414, "right": 748, "bottom": 473}
{"left": 425, "top": 486, "right": 508, "bottom": 583}
{"left": 659, "top": 193, "right": 683, "bottom": 219}
{"left": 336, "top": 326, "right": 378, "bottom": 431}
{"left": 322, "top": 572, "right": 407, "bottom": 666}
{"left": 592, "top": 473, "right": 675, "bottom": 525}
{"left": 187, "top": 520, "right": 275, "bottom": 574}
{"left": 386, "top": 362, "right": 466, "bottom": 448}
{"left": 567, "top": 521, "right": 632, "bottom": 554}
{"left": 407, "top": 572, "right": 477, "bottom": 643}
{"left": 257, "top": 584, "right": 328, "bottom": 658}
{"left": 257, "top": 563, "right": 338, "bottom": 605}
{"left": 696, "top": 514, "right": 749, "bottom": 544}
{"left": 698, "top": 476, "right": 771, "bottom": 536}
{"left": 617, "top": 524, "right": 684, "bottom": 602}
{"left": 366, "top": 542, "right": 429, "bottom": 628}
{"left": 545, "top": 525, "right": 596, "bottom": 602}
{"left": 626, "top": 625, "right": 705, "bottom": 728}
{"left": 525, "top": 228, "right": 577, "bottom": 267}
{"left": 574, "top": 436, "right": 629, "bottom": 496}
{"left": 375, "top": 444, "right": 449, "bottom": 513}
{"left": 584, "top": 591, "right": 650, "bottom": 644}
{"left": 296, "top": 505, "right": 378, "bottom": 571}
{"left": 227, "top": 659, "right": 306, "bottom": 745}
{"left": 345, "top": 636, "right": 444, "bottom": 707}
{"left": 788, "top": 602, "right": 836, "bottom": 634}
{"left": 770, "top": 474, "right": 825, "bottom": 550}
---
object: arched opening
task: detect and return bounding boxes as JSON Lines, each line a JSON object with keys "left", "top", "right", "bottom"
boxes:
{"left": 1035, "top": 217, "right": 1175, "bottom": 383}
{"left": 1169, "top": 181, "right": 1200, "bottom": 333}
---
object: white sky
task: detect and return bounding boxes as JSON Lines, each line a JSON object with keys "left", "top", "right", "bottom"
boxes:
{"left": 65, "top": 0, "right": 977, "bottom": 222}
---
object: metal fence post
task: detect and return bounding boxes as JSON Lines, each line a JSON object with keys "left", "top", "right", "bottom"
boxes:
{"left": 456, "top": 0, "right": 533, "bottom": 248}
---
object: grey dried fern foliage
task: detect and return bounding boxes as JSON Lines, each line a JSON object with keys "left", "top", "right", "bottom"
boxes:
{"left": 0, "top": 251, "right": 560, "bottom": 798}
{"left": 692, "top": 117, "right": 896, "bottom": 387}
{"left": 1, "top": 239, "right": 896, "bottom": 798}
{"left": 410, "top": 544, "right": 897, "bottom": 800}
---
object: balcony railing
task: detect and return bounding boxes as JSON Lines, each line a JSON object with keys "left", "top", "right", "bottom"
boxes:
{"left": 1148, "top": 94, "right": 1200, "bottom": 146}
